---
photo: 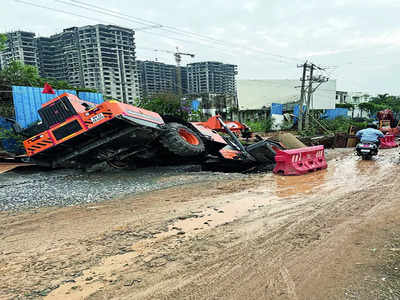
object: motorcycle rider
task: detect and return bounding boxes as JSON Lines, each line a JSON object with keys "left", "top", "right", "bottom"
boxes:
{"left": 356, "top": 123, "right": 385, "bottom": 147}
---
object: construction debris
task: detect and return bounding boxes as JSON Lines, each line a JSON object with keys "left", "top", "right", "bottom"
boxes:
{"left": 0, "top": 162, "right": 32, "bottom": 174}
{"left": 278, "top": 132, "right": 307, "bottom": 149}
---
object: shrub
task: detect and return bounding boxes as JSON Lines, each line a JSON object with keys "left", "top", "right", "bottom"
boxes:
{"left": 245, "top": 117, "right": 273, "bottom": 132}
{"left": 135, "top": 93, "right": 191, "bottom": 120}
{"left": 0, "top": 128, "right": 24, "bottom": 154}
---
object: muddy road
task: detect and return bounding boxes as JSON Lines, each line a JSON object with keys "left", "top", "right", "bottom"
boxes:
{"left": 1, "top": 148, "right": 399, "bottom": 299}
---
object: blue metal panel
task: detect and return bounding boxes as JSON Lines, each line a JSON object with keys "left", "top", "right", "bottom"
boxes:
{"left": 78, "top": 92, "right": 104, "bottom": 104}
{"left": 12, "top": 85, "right": 76, "bottom": 128}
{"left": 323, "top": 108, "right": 349, "bottom": 120}
{"left": 293, "top": 104, "right": 306, "bottom": 121}
{"left": 270, "top": 103, "right": 283, "bottom": 116}
{"left": 191, "top": 99, "right": 200, "bottom": 111}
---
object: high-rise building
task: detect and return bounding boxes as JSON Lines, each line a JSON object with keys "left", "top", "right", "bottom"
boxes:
{"left": 76, "top": 25, "right": 139, "bottom": 103}
{"left": 36, "top": 28, "right": 83, "bottom": 87}
{"left": 185, "top": 61, "right": 238, "bottom": 115}
{"left": 1, "top": 25, "right": 140, "bottom": 104}
{"left": 0, "top": 31, "right": 37, "bottom": 69}
{"left": 136, "top": 60, "right": 237, "bottom": 98}
{"left": 186, "top": 61, "right": 237, "bottom": 96}
{"left": 136, "top": 60, "right": 187, "bottom": 98}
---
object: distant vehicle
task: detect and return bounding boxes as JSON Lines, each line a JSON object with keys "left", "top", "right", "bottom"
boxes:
{"left": 355, "top": 142, "right": 378, "bottom": 160}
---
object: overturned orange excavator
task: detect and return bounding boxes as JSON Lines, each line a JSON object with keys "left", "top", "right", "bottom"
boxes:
{"left": 23, "top": 93, "right": 279, "bottom": 171}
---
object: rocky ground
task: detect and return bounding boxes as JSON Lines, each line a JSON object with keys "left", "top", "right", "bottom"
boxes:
{"left": 0, "top": 165, "right": 246, "bottom": 211}
{"left": 0, "top": 148, "right": 400, "bottom": 299}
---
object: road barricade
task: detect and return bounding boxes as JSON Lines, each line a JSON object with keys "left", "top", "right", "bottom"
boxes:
{"left": 273, "top": 145, "right": 327, "bottom": 176}
{"left": 380, "top": 134, "right": 398, "bottom": 149}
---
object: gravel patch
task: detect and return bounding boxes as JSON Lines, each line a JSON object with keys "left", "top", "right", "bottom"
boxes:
{"left": 0, "top": 165, "right": 247, "bottom": 211}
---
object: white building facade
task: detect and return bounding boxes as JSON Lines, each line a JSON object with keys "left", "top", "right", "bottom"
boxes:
{"left": 237, "top": 79, "right": 337, "bottom": 110}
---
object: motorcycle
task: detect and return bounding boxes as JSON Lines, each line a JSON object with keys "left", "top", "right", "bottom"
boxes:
{"left": 356, "top": 142, "right": 378, "bottom": 160}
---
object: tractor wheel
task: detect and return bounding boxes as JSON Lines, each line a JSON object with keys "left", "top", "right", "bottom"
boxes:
{"left": 161, "top": 122, "right": 205, "bottom": 157}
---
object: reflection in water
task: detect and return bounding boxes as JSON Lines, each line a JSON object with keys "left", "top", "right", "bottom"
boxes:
{"left": 274, "top": 169, "right": 329, "bottom": 198}
{"left": 355, "top": 159, "right": 378, "bottom": 176}
{"left": 273, "top": 150, "right": 397, "bottom": 198}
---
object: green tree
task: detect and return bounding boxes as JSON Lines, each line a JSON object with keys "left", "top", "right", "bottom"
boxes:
{"left": 358, "top": 102, "right": 385, "bottom": 116}
{"left": 135, "top": 92, "right": 191, "bottom": 120}
{"left": 376, "top": 93, "right": 390, "bottom": 101}
{"left": 0, "top": 34, "right": 6, "bottom": 51}
{"left": 0, "top": 61, "right": 90, "bottom": 93}
{"left": 38, "top": 78, "right": 77, "bottom": 90}
{"left": 0, "top": 60, "right": 41, "bottom": 86}
{"left": 135, "top": 92, "right": 181, "bottom": 114}
{"left": 335, "top": 103, "right": 354, "bottom": 110}
{"left": 75, "top": 87, "right": 98, "bottom": 93}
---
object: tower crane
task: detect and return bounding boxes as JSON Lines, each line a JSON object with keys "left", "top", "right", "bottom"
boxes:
{"left": 174, "top": 47, "right": 195, "bottom": 98}
{"left": 146, "top": 47, "right": 195, "bottom": 97}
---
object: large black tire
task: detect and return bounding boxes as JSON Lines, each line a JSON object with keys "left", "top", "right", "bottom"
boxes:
{"left": 160, "top": 122, "right": 205, "bottom": 157}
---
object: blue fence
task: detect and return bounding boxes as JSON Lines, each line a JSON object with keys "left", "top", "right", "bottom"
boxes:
{"left": 323, "top": 108, "right": 349, "bottom": 120}
{"left": 78, "top": 92, "right": 104, "bottom": 104}
{"left": 12, "top": 86, "right": 104, "bottom": 128}
{"left": 12, "top": 86, "right": 76, "bottom": 128}
{"left": 270, "top": 103, "right": 283, "bottom": 116}
{"left": 293, "top": 104, "right": 306, "bottom": 121}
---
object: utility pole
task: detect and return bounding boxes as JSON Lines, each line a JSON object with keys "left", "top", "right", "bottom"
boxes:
{"left": 297, "top": 62, "right": 329, "bottom": 131}
{"left": 297, "top": 62, "right": 308, "bottom": 131}
{"left": 305, "top": 63, "right": 315, "bottom": 130}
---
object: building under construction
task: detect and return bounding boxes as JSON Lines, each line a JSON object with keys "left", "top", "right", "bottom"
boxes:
{"left": 186, "top": 62, "right": 238, "bottom": 96}
{"left": 137, "top": 60, "right": 238, "bottom": 113}
{"left": 1, "top": 25, "right": 140, "bottom": 104}
{"left": 0, "top": 31, "right": 37, "bottom": 70}
{"left": 137, "top": 60, "right": 187, "bottom": 98}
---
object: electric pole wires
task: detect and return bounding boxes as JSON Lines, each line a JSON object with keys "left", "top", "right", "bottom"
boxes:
{"left": 297, "top": 62, "right": 329, "bottom": 131}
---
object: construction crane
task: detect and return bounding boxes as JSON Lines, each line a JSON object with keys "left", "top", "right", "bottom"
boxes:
{"left": 145, "top": 47, "right": 195, "bottom": 97}
{"left": 174, "top": 47, "right": 195, "bottom": 98}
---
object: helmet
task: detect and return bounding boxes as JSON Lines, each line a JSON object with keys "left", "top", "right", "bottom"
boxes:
{"left": 367, "top": 123, "right": 377, "bottom": 129}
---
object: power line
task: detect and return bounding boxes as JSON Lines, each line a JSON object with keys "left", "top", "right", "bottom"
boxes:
{"left": 14, "top": 0, "right": 296, "bottom": 66}
{"left": 25, "top": 0, "right": 299, "bottom": 67}
{"left": 55, "top": 0, "right": 162, "bottom": 29}
{"left": 55, "top": 0, "right": 301, "bottom": 64}
{"left": 12, "top": 0, "right": 237, "bottom": 60}
{"left": 13, "top": 0, "right": 157, "bottom": 31}
{"left": 14, "top": 0, "right": 119, "bottom": 27}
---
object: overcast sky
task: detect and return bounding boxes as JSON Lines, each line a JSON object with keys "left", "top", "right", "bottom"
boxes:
{"left": 2, "top": 0, "right": 400, "bottom": 95}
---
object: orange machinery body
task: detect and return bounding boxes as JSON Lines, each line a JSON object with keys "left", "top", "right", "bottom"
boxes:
{"left": 22, "top": 93, "right": 258, "bottom": 170}
{"left": 194, "top": 116, "right": 247, "bottom": 135}
{"left": 23, "top": 93, "right": 164, "bottom": 157}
